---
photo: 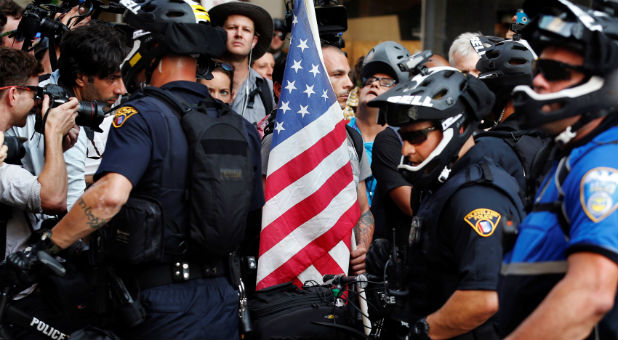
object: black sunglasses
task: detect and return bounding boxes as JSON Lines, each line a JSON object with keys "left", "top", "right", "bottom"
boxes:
{"left": 534, "top": 59, "right": 586, "bottom": 81}
{"left": 398, "top": 126, "right": 438, "bottom": 145}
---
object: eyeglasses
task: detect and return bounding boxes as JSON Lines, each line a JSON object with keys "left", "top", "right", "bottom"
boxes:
{"left": 0, "top": 85, "right": 42, "bottom": 99}
{"left": 398, "top": 126, "right": 438, "bottom": 145}
{"left": 533, "top": 59, "right": 586, "bottom": 81}
{"left": 364, "top": 76, "right": 397, "bottom": 88}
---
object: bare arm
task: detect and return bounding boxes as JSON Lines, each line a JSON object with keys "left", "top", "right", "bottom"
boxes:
{"left": 388, "top": 185, "right": 413, "bottom": 216}
{"left": 507, "top": 252, "right": 618, "bottom": 340}
{"left": 426, "top": 290, "right": 499, "bottom": 340}
{"left": 51, "top": 172, "right": 132, "bottom": 249}
{"left": 38, "top": 98, "right": 79, "bottom": 213}
{"left": 350, "top": 180, "right": 375, "bottom": 275}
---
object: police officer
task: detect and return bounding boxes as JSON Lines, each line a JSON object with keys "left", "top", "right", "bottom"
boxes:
{"left": 6, "top": 0, "right": 261, "bottom": 338}
{"left": 474, "top": 38, "right": 550, "bottom": 211}
{"left": 369, "top": 66, "right": 525, "bottom": 339}
{"left": 498, "top": 0, "right": 618, "bottom": 338}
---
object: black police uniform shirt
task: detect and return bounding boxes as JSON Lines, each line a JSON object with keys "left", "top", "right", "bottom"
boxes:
{"left": 95, "top": 81, "right": 265, "bottom": 259}
{"left": 407, "top": 148, "right": 520, "bottom": 322}
{"left": 371, "top": 127, "right": 412, "bottom": 244}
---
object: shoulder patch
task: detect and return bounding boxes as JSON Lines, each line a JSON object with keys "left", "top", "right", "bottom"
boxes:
{"left": 463, "top": 208, "right": 501, "bottom": 237}
{"left": 580, "top": 167, "right": 618, "bottom": 222}
{"left": 112, "top": 106, "right": 139, "bottom": 128}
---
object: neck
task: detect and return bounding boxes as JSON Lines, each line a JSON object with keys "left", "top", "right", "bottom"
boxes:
{"left": 457, "top": 136, "right": 476, "bottom": 160}
{"left": 354, "top": 104, "right": 386, "bottom": 142}
{"left": 566, "top": 116, "right": 605, "bottom": 146}
{"left": 150, "top": 56, "right": 197, "bottom": 87}
{"left": 0, "top": 106, "right": 10, "bottom": 131}
{"left": 72, "top": 86, "right": 83, "bottom": 101}
{"left": 501, "top": 101, "right": 515, "bottom": 122}
{"left": 227, "top": 57, "right": 250, "bottom": 94}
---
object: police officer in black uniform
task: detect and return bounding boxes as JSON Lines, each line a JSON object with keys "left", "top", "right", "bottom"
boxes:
{"left": 6, "top": 0, "right": 264, "bottom": 338}
{"left": 368, "top": 66, "right": 525, "bottom": 340}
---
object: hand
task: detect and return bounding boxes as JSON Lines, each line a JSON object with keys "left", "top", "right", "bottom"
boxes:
{"left": 6, "top": 248, "right": 40, "bottom": 288}
{"left": 43, "top": 96, "right": 79, "bottom": 139}
{"left": 62, "top": 125, "right": 80, "bottom": 152}
{"left": 0, "top": 131, "right": 7, "bottom": 165}
{"left": 366, "top": 238, "right": 391, "bottom": 276}
{"left": 350, "top": 247, "right": 367, "bottom": 275}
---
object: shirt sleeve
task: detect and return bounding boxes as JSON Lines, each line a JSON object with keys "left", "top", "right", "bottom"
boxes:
{"left": 95, "top": 106, "right": 152, "bottom": 186}
{"left": 564, "top": 144, "right": 618, "bottom": 263}
{"left": 0, "top": 163, "right": 42, "bottom": 212}
{"left": 64, "top": 127, "right": 87, "bottom": 210}
{"left": 441, "top": 185, "right": 516, "bottom": 291}
{"left": 372, "top": 128, "right": 409, "bottom": 193}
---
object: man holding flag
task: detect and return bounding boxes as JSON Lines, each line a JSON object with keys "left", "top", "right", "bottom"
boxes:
{"left": 257, "top": 0, "right": 362, "bottom": 290}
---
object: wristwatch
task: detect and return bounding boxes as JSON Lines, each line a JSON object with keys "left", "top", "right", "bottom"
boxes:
{"left": 410, "top": 317, "right": 431, "bottom": 340}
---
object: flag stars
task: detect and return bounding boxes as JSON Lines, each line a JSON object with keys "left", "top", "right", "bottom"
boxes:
{"left": 321, "top": 90, "right": 329, "bottom": 101}
{"left": 285, "top": 80, "right": 297, "bottom": 94}
{"left": 279, "top": 100, "right": 291, "bottom": 114}
{"left": 309, "top": 64, "right": 320, "bottom": 77}
{"left": 291, "top": 60, "right": 303, "bottom": 73}
{"left": 297, "top": 39, "right": 309, "bottom": 52}
{"left": 292, "top": 15, "right": 298, "bottom": 25}
{"left": 274, "top": 121, "right": 285, "bottom": 134}
{"left": 298, "top": 105, "right": 310, "bottom": 118}
{"left": 303, "top": 84, "right": 315, "bottom": 98}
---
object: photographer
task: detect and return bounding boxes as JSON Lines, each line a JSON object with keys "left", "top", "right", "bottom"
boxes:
{"left": 1, "top": 46, "right": 79, "bottom": 339}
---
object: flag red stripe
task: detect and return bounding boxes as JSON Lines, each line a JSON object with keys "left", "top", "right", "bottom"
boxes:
{"left": 313, "top": 243, "right": 350, "bottom": 276}
{"left": 257, "top": 204, "right": 359, "bottom": 290}
{"left": 259, "top": 162, "right": 354, "bottom": 256}
{"left": 265, "top": 120, "right": 347, "bottom": 200}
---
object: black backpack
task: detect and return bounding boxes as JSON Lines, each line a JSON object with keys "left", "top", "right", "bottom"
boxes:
{"left": 143, "top": 87, "right": 254, "bottom": 257}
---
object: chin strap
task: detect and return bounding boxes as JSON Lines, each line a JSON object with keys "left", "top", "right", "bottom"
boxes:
{"left": 555, "top": 109, "right": 610, "bottom": 145}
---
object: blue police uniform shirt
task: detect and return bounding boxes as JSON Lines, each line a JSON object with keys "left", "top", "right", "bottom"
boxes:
{"left": 348, "top": 117, "right": 376, "bottom": 205}
{"left": 499, "top": 125, "right": 618, "bottom": 337}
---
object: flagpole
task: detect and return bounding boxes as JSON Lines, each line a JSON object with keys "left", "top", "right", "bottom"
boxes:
{"left": 351, "top": 231, "right": 372, "bottom": 335}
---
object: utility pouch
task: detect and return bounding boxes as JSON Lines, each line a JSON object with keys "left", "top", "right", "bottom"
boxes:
{"left": 100, "top": 195, "right": 164, "bottom": 265}
{"left": 107, "top": 268, "right": 145, "bottom": 328}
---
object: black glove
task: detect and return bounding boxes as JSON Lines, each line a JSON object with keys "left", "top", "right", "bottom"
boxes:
{"left": 5, "top": 230, "right": 64, "bottom": 289}
{"left": 409, "top": 318, "right": 431, "bottom": 340}
{"left": 366, "top": 238, "right": 391, "bottom": 276}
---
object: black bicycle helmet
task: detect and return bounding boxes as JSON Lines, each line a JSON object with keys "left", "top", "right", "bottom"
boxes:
{"left": 361, "top": 41, "right": 411, "bottom": 84}
{"left": 120, "top": 0, "right": 227, "bottom": 92}
{"left": 369, "top": 66, "right": 495, "bottom": 189}
{"left": 476, "top": 39, "right": 537, "bottom": 126}
{"left": 512, "top": 0, "right": 618, "bottom": 143}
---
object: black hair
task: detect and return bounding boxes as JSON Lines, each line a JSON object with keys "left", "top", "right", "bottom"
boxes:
{"left": 0, "top": 0, "right": 23, "bottom": 19}
{"left": 0, "top": 46, "right": 42, "bottom": 89}
{"left": 58, "top": 20, "right": 128, "bottom": 88}
{"left": 211, "top": 65, "right": 234, "bottom": 92}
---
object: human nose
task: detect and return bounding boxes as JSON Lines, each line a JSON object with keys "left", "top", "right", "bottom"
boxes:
{"left": 402, "top": 140, "right": 416, "bottom": 158}
{"left": 115, "top": 79, "right": 127, "bottom": 95}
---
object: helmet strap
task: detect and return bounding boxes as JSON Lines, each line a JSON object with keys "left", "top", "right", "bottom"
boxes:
{"left": 554, "top": 109, "right": 610, "bottom": 145}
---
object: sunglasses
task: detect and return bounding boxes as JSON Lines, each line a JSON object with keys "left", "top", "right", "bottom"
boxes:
{"left": 533, "top": 59, "right": 586, "bottom": 81}
{"left": 398, "top": 126, "right": 437, "bottom": 145}
{"left": 214, "top": 62, "right": 234, "bottom": 72}
{"left": 364, "top": 76, "right": 397, "bottom": 88}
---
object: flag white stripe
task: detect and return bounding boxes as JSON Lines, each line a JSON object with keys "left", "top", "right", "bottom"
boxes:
{"left": 256, "top": 180, "right": 357, "bottom": 283}
{"left": 267, "top": 102, "right": 342, "bottom": 175}
{"left": 329, "top": 240, "right": 351, "bottom": 274}
{"left": 297, "top": 265, "right": 322, "bottom": 285}
{"left": 262, "top": 141, "right": 352, "bottom": 227}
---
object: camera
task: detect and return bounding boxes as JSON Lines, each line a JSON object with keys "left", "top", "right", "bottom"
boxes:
{"left": 35, "top": 84, "right": 106, "bottom": 134}
{"left": 13, "top": 0, "right": 69, "bottom": 52}
{"left": 398, "top": 50, "right": 433, "bottom": 76}
{"left": 315, "top": 0, "right": 348, "bottom": 48}
{"left": 3, "top": 136, "right": 27, "bottom": 165}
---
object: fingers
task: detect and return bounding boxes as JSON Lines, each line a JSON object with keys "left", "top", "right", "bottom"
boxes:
{"left": 350, "top": 248, "right": 367, "bottom": 275}
{"left": 62, "top": 126, "right": 80, "bottom": 151}
{"left": 45, "top": 98, "right": 79, "bottom": 137}
{"left": 0, "top": 145, "right": 8, "bottom": 164}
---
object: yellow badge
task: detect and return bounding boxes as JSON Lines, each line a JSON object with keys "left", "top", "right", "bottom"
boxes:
{"left": 112, "top": 106, "right": 139, "bottom": 128}
{"left": 463, "top": 208, "right": 501, "bottom": 237}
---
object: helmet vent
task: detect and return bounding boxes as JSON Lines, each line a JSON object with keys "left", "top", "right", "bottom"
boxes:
{"left": 166, "top": 10, "right": 186, "bottom": 18}
{"left": 433, "top": 89, "right": 448, "bottom": 100}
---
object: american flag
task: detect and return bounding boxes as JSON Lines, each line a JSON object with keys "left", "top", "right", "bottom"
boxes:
{"left": 256, "top": 0, "right": 360, "bottom": 290}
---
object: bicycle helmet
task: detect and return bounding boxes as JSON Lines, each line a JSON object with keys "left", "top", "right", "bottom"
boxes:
{"left": 369, "top": 66, "right": 495, "bottom": 188}
{"left": 476, "top": 39, "right": 537, "bottom": 126}
{"left": 120, "top": 0, "right": 227, "bottom": 92}
{"left": 512, "top": 0, "right": 618, "bottom": 143}
{"left": 361, "top": 41, "right": 411, "bottom": 84}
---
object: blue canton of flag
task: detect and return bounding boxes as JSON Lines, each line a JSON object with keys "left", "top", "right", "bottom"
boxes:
{"left": 257, "top": 0, "right": 360, "bottom": 290}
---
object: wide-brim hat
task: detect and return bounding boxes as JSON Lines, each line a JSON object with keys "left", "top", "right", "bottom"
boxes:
{"left": 209, "top": 1, "right": 274, "bottom": 60}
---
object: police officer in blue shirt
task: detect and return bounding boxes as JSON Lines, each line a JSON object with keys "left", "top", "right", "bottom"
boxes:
{"left": 498, "top": 0, "right": 618, "bottom": 339}
{"left": 369, "top": 67, "right": 525, "bottom": 340}
{"left": 6, "top": 0, "right": 263, "bottom": 338}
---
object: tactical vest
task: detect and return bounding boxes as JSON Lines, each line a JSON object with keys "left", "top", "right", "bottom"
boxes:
{"left": 406, "top": 159, "right": 525, "bottom": 337}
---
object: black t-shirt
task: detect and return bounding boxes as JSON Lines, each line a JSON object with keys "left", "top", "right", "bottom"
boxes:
{"left": 371, "top": 128, "right": 412, "bottom": 243}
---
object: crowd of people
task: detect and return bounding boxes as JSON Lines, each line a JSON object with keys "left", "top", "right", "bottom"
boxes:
{"left": 1, "top": 0, "right": 617, "bottom": 339}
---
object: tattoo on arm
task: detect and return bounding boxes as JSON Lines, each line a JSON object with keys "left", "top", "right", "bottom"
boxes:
{"left": 78, "top": 198, "right": 108, "bottom": 229}
{"left": 354, "top": 210, "right": 375, "bottom": 248}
